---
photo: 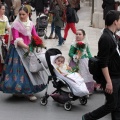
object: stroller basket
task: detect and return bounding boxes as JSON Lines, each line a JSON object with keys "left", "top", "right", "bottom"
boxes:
{"left": 37, "top": 29, "right": 45, "bottom": 37}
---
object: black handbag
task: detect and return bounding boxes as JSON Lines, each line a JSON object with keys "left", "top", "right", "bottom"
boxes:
{"left": 73, "top": 9, "right": 79, "bottom": 23}
{"left": 88, "top": 56, "right": 103, "bottom": 84}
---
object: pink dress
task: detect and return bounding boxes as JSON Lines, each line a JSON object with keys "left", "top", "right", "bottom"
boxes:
{"left": 11, "top": 25, "right": 38, "bottom": 45}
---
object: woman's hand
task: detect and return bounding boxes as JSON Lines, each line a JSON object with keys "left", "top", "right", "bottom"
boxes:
{"left": 77, "top": 50, "right": 81, "bottom": 59}
{"left": 105, "top": 82, "right": 113, "bottom": 94}
{"left": 26, "top": 46, "right": 29, "bottom": 51}
{"left": 67, "top": 66, "right": 72, "bottom": 71}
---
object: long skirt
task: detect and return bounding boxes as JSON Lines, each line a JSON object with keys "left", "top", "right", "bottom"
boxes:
{"left": 79, "top": 58, "right": 95, "bottom": 93}
{"left": 0, "top": 56, "right": 4, "bottom": 74}
{"left": 0, "top": 45, "right": 46, "bottom": 95}
{"left": 0, "top": 62, "right": 3, "bottom": 74}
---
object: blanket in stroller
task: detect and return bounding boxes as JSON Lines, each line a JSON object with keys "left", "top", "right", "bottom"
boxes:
{"left": 50, "top": 55, "right": 89, "bottom": 97}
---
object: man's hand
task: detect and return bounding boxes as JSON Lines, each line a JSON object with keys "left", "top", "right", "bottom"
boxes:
{"left": 105, "top": 82, "right": 113, "bottom": 94}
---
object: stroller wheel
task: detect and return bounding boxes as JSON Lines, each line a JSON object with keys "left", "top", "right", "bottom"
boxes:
{"left": 68, "top": 93, "right": 74, "bottom": 98}
{"left": 40, "top": 97, "right": 48, "bottom": 106}
{"left": 64, "top": 101, "right": 72, "bottom": 111}
{"left": 79, "top": 96, "right": 87, "bottom": 105}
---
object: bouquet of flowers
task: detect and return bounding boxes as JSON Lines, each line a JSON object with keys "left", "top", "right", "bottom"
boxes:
{"left": 76, "top": 41, "right": 85, "bottom": 49}
{"left": 24, "top": 35, "right": 45, "bottom": 57}
{"left": 29, "top": 35, "right": 45, "bottom": 51}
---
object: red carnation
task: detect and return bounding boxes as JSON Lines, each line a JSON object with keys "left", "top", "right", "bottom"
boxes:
{"left": 24, "top": 35, "right": 46, "bottom": 57}
{"left": 4, "top": 34, "right": 9, "bottom": 44}
{"left": 76, "top": 41, "right": 85, "bottom": 49}
{"left": 32, "top": 36, "right": 43, "bottom": 46}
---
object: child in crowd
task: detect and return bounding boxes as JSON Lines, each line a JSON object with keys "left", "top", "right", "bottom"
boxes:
{"left": 69, "top": 29, "right": 95, "bottom": 94}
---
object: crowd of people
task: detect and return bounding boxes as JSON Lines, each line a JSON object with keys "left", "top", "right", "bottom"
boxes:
{"left": 0, "top": 0, "right": 120, "bottom": 120}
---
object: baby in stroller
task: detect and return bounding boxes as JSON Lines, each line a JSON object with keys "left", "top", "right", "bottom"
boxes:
{"left": 51, "top": 54, "right": 89, "bottom": 97}
{"left": 40, "top": 48, "right": 89, "bottom": 111}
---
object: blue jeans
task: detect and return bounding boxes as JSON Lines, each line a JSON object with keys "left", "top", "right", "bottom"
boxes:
{"left": 84, "top": 78, "right": 120, "bottom": 120}
{"left": 55, "top": 26, "right": 63, "bottom": 45}
{"left": 50, "top": 20, "right": 55, "bottom": 35}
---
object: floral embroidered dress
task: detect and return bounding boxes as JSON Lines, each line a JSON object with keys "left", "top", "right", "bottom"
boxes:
{"left": 0, "top": 17, "right": 46, "bottom": 94}
{"left": 69, "top": 41, "right": 95, "bottom": 93}
{"left": 0, "top": 15, "right": 10, "bottom": 74}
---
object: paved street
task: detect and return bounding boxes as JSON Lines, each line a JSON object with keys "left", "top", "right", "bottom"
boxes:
{"left": 0, "top": 2, "right": 111, "bottom": 120}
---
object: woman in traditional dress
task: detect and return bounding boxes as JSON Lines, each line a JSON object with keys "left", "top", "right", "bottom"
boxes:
{"left": 0, "top": 3, "right": 10, "bottom": 75}
{"left": 68, "top": 29, "right": 95, "bottom": 94}
{"left": 0, "top": 6, "right": 46, "bottom": 101}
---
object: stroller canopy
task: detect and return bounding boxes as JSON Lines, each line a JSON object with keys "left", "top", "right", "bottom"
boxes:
{"left": 45, "top": 48, "right": 62, "bottom": 77}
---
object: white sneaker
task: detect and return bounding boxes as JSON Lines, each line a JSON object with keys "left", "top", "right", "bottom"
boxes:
{"left": 27, "top": 95, "right": 37, "bottom": 101}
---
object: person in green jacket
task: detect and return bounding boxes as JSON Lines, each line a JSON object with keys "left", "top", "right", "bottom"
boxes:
{"left": 68, "top": 29, "right": 95, "bottom": 94}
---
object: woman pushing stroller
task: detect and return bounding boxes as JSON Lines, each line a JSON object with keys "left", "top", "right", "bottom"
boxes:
{"left": 0, "top": 6, "right": 46, "bottom": 101}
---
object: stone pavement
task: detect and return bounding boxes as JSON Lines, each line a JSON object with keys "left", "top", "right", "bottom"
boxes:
{"left": 32, "top": 2, "right": 102, "bottom": 62}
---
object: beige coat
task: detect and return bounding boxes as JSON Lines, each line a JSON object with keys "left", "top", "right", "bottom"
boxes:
{"left": 12, "top": 0, "right": 21, "bottom": 16}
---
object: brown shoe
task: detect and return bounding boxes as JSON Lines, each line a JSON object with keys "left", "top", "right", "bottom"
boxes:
{"left": 53, "top": 34, "right": 58, "bottom": 39}
{"left": 48, "top": 34, "right": 53, "bottom": 39}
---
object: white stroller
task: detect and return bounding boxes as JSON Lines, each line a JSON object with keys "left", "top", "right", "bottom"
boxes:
{"left": 40, "top": 48, "right": 89, "bottom": 111}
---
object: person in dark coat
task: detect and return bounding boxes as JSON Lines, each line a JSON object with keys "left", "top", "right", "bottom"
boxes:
{"left": 34, "top": 0, "right": 48, "bottom": 16}
{"left": 102, "top": 0, "right": 115, "bottom": 20}
{"left": 68, "top": 0, "right": 80, "bottom": 12}
{"left": 82, "top": 10, "right": 120, "bottom": 120}
{"left": 4, "top": 0, "right": 12, "bottom": 19}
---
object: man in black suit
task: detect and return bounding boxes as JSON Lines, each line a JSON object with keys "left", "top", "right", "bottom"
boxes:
{"left": 82, "top": 10, "right": 120, "bottom": 120}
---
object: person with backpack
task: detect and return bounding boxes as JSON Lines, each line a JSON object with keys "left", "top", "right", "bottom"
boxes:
{"left": 63, "top": 2, "right": 76, "bottom": 42}
{"left": 68, "top": 0, "right": 80, "bottom": 12}
{"left": 82, "top": 10, "right": 120, "bottom": 120}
